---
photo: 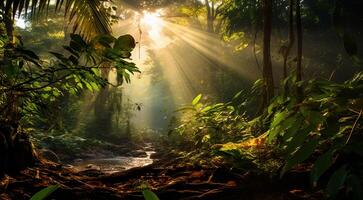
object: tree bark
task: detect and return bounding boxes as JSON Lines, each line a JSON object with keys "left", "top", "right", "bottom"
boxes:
{"left": 296, "top": 0, "right": 303, "bottom": 101}
{"left": 4, "top": 3, "right": 15, "bottom": 46}
{"left": 205, "top": 0, "right": 214, "bottom": 33}
{"left": 262, "top": 0, "right": 274, "bottom": 108}
{"left": 283, "top": 0, "right": 295, "bottom": 79}
{"left": 0, "top": 123, "right": 37, "bottom": 177}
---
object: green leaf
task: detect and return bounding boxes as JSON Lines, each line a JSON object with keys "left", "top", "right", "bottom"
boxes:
{"left": 142, "top": 190, "right": 160, "bottom": 200}
{"left": 271, "top": 110, "right": 289, "bottom": 129}
{"left": 15, "top": 47, "right": 39, "bottom": 60}
{"left": 49, "top": 52, "right": 69, "bottom": 63}
{"left": 284, "top": 127, "right": 312, "bottom": 155}
{"left": 114, "top": 34, "right": 136, "bottom": 52}
{"left": 192, "top": 94, "right": 202, "bottom": 106}
{"left": 94, "top": 35, "right": 116, "bottom": 48}
{"left": 268, "top": 110, "right": 291, "bottom": 142}
{"left": 201, "top": 106, "right": 212, "bottom": 113}
{"left": 310, "top": 150, "right": 334, "bottom": 187}
{"left": 232, "top": 90, "right": 243, "bottom": 100}
{"left": 63, "top": 46, "right": 80, "bottom": 58}
{"left": 326, "top": 166, "right": 348, "bottom": 198}
{"left": 30, "top": 185, "right": 59, "bottom": 200}
{"left": 282, "top": 117, "right": 302, "bottom": 142}
{"left": 70, "top": 34, "right": 88, "bottom": 47}
{"left": 281, "top": 138, "right": 319, "bottom": 177}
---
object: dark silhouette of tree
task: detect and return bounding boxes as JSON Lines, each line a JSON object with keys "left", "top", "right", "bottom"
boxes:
{"left": 296, "top": 0, "right": 303, "bottom": 100}
{"left": 262, "top": 0, "right": 274, "bottom": 108}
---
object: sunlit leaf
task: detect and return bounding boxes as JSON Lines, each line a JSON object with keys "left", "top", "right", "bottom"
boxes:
{"left": 142, "top": 190, "right": 160, "bottom": 200}
{"left": 192, "top": 94, "right": 202, "bottom": 106}
{"left": 30, "top": 185, "right": 59, "bottom": 200}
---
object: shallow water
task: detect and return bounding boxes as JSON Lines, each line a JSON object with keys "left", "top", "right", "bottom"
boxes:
{"left": 72, "top": 150, "right": 156, "bottom": 174}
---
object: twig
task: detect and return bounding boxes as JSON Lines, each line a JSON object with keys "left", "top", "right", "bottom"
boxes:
{"left": 346, "top": 109, "right": 362, "bottom": 145}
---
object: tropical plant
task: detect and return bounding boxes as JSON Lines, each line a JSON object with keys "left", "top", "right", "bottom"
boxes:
{"left": 30, "top": 185, "right": 59, "bottom": 200}
{"left": 1, "top": 0, "right": 114, "bottom": 38}
{"left": 0, "top": 30, "right": 138, "bottom": 175}
{"left": 173, "top": 94, "right": 249, "bottom": 149}
{"left": 267, "top": 72, "right": 363, "bottom": 199}
{"left": 142, "top": 190, "right": 160, "bottom": 200}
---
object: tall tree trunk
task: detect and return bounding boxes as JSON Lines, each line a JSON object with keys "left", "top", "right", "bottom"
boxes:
{"left": 0, "top": 123, "right": 37, "bottom": 177}
{"left": 205, "top": 0, "right": 214, "bottom": 32}
{"left": 0, "top": 7, "right": 38, "bottom": 176}
{"left": 4, "top": 4, "right": 15, "bottom": 46}
{"left": 296, "top": 0, "right": 303, "bottom": 101}
{"left": 283, "top": 0, "right": 295, "bottom": 79}
{"left": 262, "top": 0, "right": 274, "bottom": 108}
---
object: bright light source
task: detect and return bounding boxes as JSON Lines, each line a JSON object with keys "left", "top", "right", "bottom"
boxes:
{"left": 141, "top": 11, "right": 163, "bottom": 27}
{"left": 141, "top": 11, "right": 164, "bottom": 38}
{"left": 140, "top": 10, "right": 169, "bottom": 47}
{"left": 15, "top": 18, "right": 27, "bottom": 29}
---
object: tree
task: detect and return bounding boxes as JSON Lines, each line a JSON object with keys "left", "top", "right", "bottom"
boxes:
{"left": 282, "top": 0, "right": 295, "bottom": 79}
{"left": 204, "top": 0, "right": 220, "bottom": 33}
{"left": 262, "top": 0, "right": 274, "bottom": 108}
{"left": 0, "top": 0, "right": 134, "bottom": 177}
{"left": 296, "top": 0, "right": 303, "bottom": 100}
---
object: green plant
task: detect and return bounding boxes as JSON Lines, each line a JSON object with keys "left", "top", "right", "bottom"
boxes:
{"left": 142, "top": 190, "right": 160, "bottom": 200}
{"left": 267, "top": 72, "right": 363, "bottom": 199}
{"left": 0, "top": 29, "right": 139, "bottom": 174}
{"left": 30, "top": 185, "right": 59, "bottom": 200}
{"left": 173, "top": 94, "right": 249, "bottom": 149}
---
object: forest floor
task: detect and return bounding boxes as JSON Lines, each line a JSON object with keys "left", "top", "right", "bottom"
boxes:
{"left": 0, "top": 151, "right": 324, "bottom": 200}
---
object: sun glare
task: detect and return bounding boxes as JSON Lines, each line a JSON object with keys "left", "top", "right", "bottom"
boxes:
{"left": 141, "top": 11, "right": 164, "bottom": 39}
{"left": 15, "top": 18, "right": 27, "bottom": 29}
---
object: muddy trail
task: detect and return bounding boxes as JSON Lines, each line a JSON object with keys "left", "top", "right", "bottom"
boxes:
{"left": 0, "top": 153, "right": 322, "bottom": 200}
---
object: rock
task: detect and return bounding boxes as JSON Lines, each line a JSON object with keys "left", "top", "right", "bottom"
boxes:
{"left": 74, "top": 159, "right": 83, "bottom": 163}
{"left": 63, "top": 164, "right": 74, "bottom": 169}
{"left": 144, "top": 146, "right": 154, "bottom": 151}
{"left": 126, "top": 150, "right": 147, "bottom": 157}
{"left": 150, "top": 152, "right": 164, "bottom": 159}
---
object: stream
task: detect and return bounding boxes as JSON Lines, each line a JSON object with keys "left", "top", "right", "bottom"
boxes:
{"left": 71, "top": 144, "right": 156, "bottom": 174}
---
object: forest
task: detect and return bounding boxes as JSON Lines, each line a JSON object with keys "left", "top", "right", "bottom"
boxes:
{"left": 0, "top": 0, "right": 362, "bottom": 199}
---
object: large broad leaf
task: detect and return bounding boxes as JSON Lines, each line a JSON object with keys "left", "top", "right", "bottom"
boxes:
{"left": 281, "top": 138, "right": 319, "bottom": 177}
{"left": 310, "top": 150, "right": 334, "bottom": 187}
{"left": 70, "top": 34, "right": 88, "bottom": 47}
{"left": 142, "top": 190, "right": 160, "bottom": 200}
{"left": 30, "top": 185, "right": 59, "bottom": 200}
{"left": 284, "top": 127, "right": 312, "bottom": 155}
{"left": 114, "top": 34, "right": 136, "bottom": 52}
{"left": 326, "top": 166, "right": 348, "bottom": 198}
{"left": 15, "top": 47, "right": 39, "bottom": 60}
{"left": 93, "top": 35, "right": 116, "bottom": 48}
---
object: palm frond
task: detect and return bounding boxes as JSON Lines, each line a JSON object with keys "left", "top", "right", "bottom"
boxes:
{"left": 3, "top": 0, "right": 112, "bottom": 38}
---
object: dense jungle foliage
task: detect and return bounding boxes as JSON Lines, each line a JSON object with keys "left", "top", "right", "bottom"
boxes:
{"left": 0, "top": 0, "right": 363, "bottom": 200}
